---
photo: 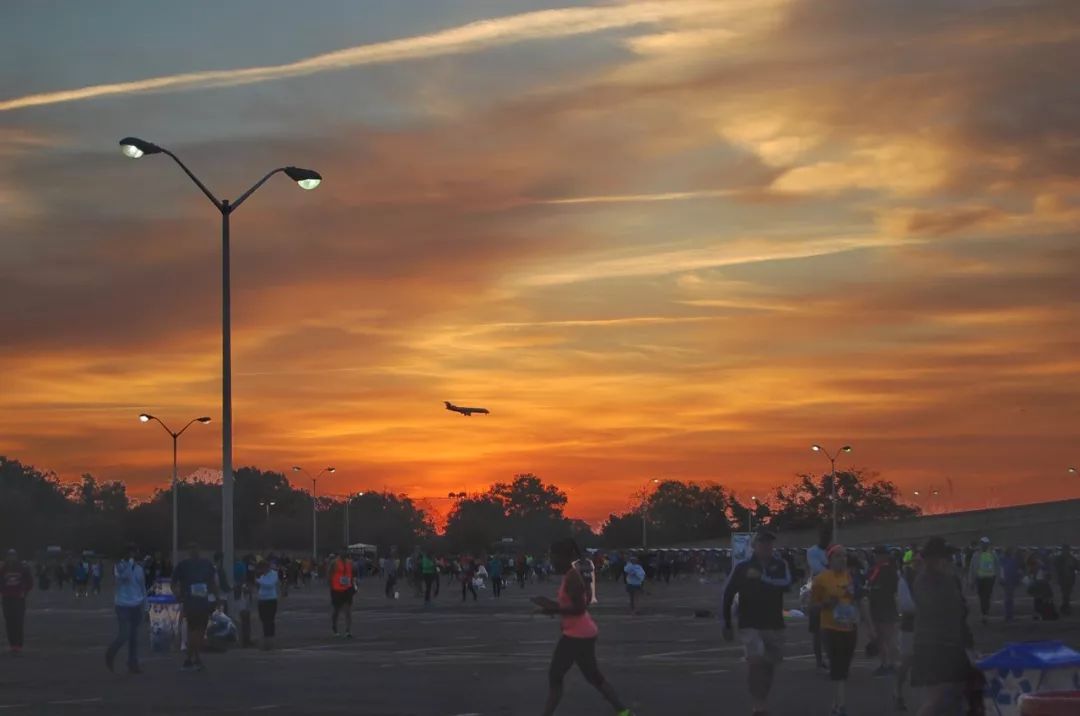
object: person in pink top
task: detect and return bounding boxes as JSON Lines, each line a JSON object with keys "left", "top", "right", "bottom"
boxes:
{"left": 531, "top": 538, "right": 632, "bottom": 716}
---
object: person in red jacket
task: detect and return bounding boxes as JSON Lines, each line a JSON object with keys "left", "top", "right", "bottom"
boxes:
{"left": 1, "top": 549, "right": 34, "bottom": 654}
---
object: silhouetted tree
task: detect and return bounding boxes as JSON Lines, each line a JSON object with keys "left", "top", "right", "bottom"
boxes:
{"left": 768, "top": 469, "right": 919, "bottom": 531}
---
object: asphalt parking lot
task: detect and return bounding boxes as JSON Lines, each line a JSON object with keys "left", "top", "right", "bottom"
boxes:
{"left": 2, "top": 575, "right": 1077, "bottom": 715}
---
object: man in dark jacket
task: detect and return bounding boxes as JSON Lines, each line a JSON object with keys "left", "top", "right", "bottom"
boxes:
{"left": 1054, "top": 545, "right": 1077, "bottom": 616}
{"left": 723, "top": 530, "right": 792, "bottom": 716}
{"left": 1, "top": 549, "right": 34, "bottom": 654}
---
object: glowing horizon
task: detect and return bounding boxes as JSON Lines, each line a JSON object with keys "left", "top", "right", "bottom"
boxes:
{"left": 2, "top": 0, "right": 1079, "bottom": 527}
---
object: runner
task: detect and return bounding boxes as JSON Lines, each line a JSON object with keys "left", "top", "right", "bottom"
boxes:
{"left": 968, "top": 537, "right": 998, "bottom": 625}
{"left": 516, "top": 553, "right": 528, "bottom": 589}
{"left": 1054, "top": 544, "right": 1077, "bottom": 616}
{"left": 722, "top": 529, "right": 792, "bottom": 716}
{"left": 806, "top": 525, "right": 832, "bottom": 670}
{"left": 488, "top": 553, "right": 504, "bottom": 599}
{"left": 0, "top": 549, "right": 33, "bottom": 655}
{"left": 421, "top": 549, "right": 438, "bottom": 605}
{"left": 328, "top": 550, "right": 355, "bottom": 638}
{"left": 894, "top": 551, "right": 920, "bottom": 711}
{"left": 90, "top": 560, "right": 103, "bottom": 595}
{"left": 382, "top": 552, "right": 398, "bottom": 599}
{"left": 811, "top": 545, "right": 858, "bottom": 716}
{"left": 532, "top": 538, "right": 632, "bottom": 716}
{"left": 255, "top": 559, "right": 280, "bottom": 650}
{"left": 171, "top": 542, "right": 218, "bottom": 671}
{"left": 460, "top": 555, "right": 479, "bottom": 602}
{"left": 106, "top": 542, "right": 146, "bottom": 673}
{"left": 623, "top": 556, "right": 646, "bottom": 614}
{"left": 913, "top": 537, "right": 974, "bottom": 716}
{"left": 867, "top": 545, "right": 899, "bottom": 676}
{"left": 999, "top": 547, "right": 1021, "bottom": 622}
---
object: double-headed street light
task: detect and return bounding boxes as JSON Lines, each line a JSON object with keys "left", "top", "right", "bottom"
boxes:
{"left": 121, "top": 137, "right": 321, "bottom": 583}
{"left": 292, "top": 466, "right": 335, "bottom": 560}
{"left": 258, "top": 500, "right": 277, "bottom": 549}
{"left": 139, "top": 413, "right": 211, "bottom": 566}
{"left": 811, "top": 444, "right": 853, "bottom": 542}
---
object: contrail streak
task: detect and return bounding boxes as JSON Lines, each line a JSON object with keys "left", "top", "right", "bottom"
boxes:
{"left": 0, "top": 2, "right": 708, "bottom": 112}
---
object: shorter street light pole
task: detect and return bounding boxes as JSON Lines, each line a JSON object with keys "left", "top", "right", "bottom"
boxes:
{"left": 344, "top": 492, "right": 365, "bottom": 546}
{"left": 139, "top": 413, "right": 211, "bottom": 567}
{"left": 292, "top": 466, "right": 335, "bottom": 561}
{"left": 811, "top": 444, "right": 853, "bottom": 543}
{"left": 259, "top": 500, "right": 276, "bottom": 550}
{"left": 642, "top": 479, "right": 660, "bottom": 549}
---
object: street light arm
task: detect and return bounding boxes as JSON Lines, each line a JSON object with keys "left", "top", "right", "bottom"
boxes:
{"left": 159, "top": 148, "right": 223, "bottom": 210}
{"left": 175, "top": 417, "right": 203, "bottom": 438}
{"left": 145, "top": 415, "right": 176, "bottom": 439}
{"left": 230, "top": 168, "right": 285, "bottom": 212}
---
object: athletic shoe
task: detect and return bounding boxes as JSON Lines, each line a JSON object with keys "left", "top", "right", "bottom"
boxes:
{"left": 895, "top": 696, "right": 908, "bottom": 712}
{"left": 181, "top": 660, "right": 195, "bottom": 671}
{"left": 616, "top": 710, "right": 634, "bottom": 716}
{"left": 344, "top": 632, "right": 353, "bottom": 639}
{"left": 195, "top": 661, "right": 205, "bottom": 672}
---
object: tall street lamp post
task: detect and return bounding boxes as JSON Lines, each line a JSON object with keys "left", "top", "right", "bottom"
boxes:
{"left": 292, "top": 466, "right": 335, "bottom": 560}
{"left": 811, "top": 444, "right": 853, "bottom": 542}
{"left": 139, "top": 413, "right": 211, "bottom": 566}
{"left": 748, "top": 495, "right": 759, "bottom": 533}
{"left": 121, "top": 137, "right": 321, "bottom": 587}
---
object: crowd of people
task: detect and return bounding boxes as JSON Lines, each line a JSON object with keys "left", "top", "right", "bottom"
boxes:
{"left": 723, "top": 527, "right": 1078, "bottom": 716}
{"left": 1, "top": 531, "right": 1076, "bottom": 715}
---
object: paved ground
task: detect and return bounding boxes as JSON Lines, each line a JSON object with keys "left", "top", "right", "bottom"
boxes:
{"left": 2, "top": 575, "right": 1078, "bottom": 715}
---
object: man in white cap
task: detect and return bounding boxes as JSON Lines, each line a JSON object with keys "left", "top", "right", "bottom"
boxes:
{"left": 969, "top": 537, "right": 999, "bottom": 625}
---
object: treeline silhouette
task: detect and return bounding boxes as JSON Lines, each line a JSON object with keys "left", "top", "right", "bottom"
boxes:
{"left": 0, "top": 456, "right": 917, "bottom": 557}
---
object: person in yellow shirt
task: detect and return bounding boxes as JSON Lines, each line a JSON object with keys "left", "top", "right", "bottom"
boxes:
{"left": 812, "top": 545, "right": 858, "bottom": 716}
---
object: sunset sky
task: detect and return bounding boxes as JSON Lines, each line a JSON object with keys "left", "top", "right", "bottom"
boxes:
{"left": 2, "top": 0, "right": 1078, "bottom": 526}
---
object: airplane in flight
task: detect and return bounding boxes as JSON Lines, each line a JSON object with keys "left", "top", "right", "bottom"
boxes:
{"left": 445, "top": 401, "right": 490, "bottom": 417}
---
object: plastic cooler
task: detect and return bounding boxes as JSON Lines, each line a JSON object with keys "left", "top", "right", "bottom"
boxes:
{"left": 978, "top": 641, "right": 1080, "bottom": 716}
{"left": 1019, "top": 691, "right": 1080, "bottom": 716}
{"left": 147, "top": 578, "right": 181, "bottom": 652}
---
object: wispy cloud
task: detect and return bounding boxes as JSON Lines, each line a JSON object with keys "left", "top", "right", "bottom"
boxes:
{"left": 518, "top": 235, "right": 906, "bottom": 287}
{"left": 533, "top": 188, "right": 745, "bottom": 205}
{"left": 0, "top": 1, "right": 711, "bottom": 112}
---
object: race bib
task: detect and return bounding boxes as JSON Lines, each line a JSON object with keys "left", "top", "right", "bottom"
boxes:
{"left": 338, "top": 575, "right": 351, "bottom": 587}
{"left": 833, "top": 603, "right": 858, "bottom": 626}
{"left": 190, "top": 582, "right": 208, "bottom": 598}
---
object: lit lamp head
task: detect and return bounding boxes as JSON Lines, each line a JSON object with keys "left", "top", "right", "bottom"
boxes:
{"left": 284, "top": 166, "right": 322, "bottom": 190}
{"left": 811, "top": 444, "right": 822, "bottom": 452}
{"left": 1070, "top": 467, "right": 1078, "bottom": 475}
{"left": 197, "top": 417, "right": 212, "bottom": 424}
{"left": 119, "top": 137, "right": 162, "bottom": 159}
{"left": 841, "top": 445, "right": 853, "bottom": 453}
{"left": 327, "top": 467, "right": 336, "bottom": 474}
{"left": 139, "top": 413, "right": 153, "bottom": 423}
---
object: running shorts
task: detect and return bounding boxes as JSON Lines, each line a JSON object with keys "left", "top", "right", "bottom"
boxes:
{"left": 331, "top": 589, "right": 354, "bottom": 608}
{"left": 739, "top": 628, "right": 784, "bottom": 665}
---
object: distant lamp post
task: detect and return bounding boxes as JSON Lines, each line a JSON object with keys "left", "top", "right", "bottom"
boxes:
{"left": 642, "top": 478, "right": 661, "bottom": 549}
{"left": 811, "top": 444, "right": 853, "bottom": 542}
{"left": 121, "top": 136, "right": 321, "bottom": 583}
{"left": 258, "top": 500, "right": 277, "bottom": 549}
{"left": 139, "top": 413, "right": 211, "bottom": 566}
{"left": 292, "top": 466, "right": 335, "bottom": 560}
{"left": 343, "top": 492, "right": 366, "bottom": 546}
{"left": 748, "top": 495, "right": 760, "bottom": 533}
